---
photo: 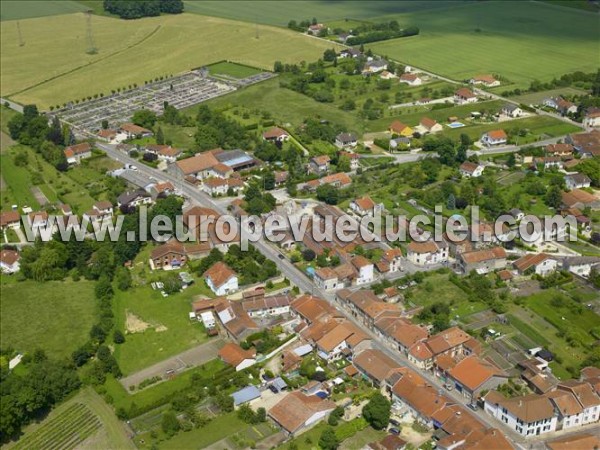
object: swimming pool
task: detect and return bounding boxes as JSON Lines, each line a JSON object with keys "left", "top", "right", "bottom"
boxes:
{"left": 446, "top": 122, "right": 466, "bottom": 128}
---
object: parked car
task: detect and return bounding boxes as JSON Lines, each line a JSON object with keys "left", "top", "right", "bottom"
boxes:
{"left": 389, "top": 427, "right": 400, "bottom": 435}
{"left": 277, "top": 254, "right": 285, "bottom": 260}
{"left": 389, "top": 419, "right": 400, "bottom": 426}
{"left": 445, "top": 383, "right": 454, "bottom": 391}
{"left": 468, "top": 403, "right": 478, "bottom": 411}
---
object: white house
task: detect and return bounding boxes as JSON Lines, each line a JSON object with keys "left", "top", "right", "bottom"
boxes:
{"left": 481, "top": 129, "right": 508, "bottom": 146}
{"left": 470, "top": 74, "right": 500, "bottom": 87}
{"left": 406, "top": 240, "right": 448, "bottom": 266}
{"left": 309, "top": 155, "right": 331, "bottom": 174}
{"left": 262, "top": 127, "right": 290, "bottom": 142}
{"left": 379, "top": 71, "right": 397, "bottom": 80}
{"left": 0, "top": 249, "right": 20, "bottom": 274}
{"left": 454, "top": 88, "right": 477, "bottom": 104}
{"left": 459, "top": 161, "right": 485, "bottom": 178}
{"left": 199, "top": 311, "right": 216, "bottom": 329}
{"left": 399, "top": 73, "right": 422, "bottom": 86}
{"left": 241, "top": 294, "right": 291, "bottom": 318}
{"left": 555, "top": 381, "right": 600, "bottom": 427}
{"left": 543, "top": 97, "right": 577, "bottom": 115}
{"left": 64, "top": 142, "right": 92, "bottom": 165}
{"left": 119, "top": 123, "right": 153, "bottom": 139}
{"left": 502, "top": 104, "right": 523, "bottom": 118}
{"left": 117, "top": 190, "right": 153, "bottom": 209}
{"left": 514, "top": 253, "right": 558, "bottom": 277}
{"left": 418, "top": 117, "right": 443, "bottom": 134}
{"left": 363, "top": 59, "right": 388, "bottom": 74}
{"left": 202, "top": 178, "right": 229, "bottom": 196}
{"left": 314, "top": 267, "right": 339, "bottom": 291}
{"left": 563, "top": 256, "right": 600, "bottom": 278}
{"left": 352, "top": 256, "right": 374, "bottom": 285}
{"left": 349, "top": 196, "right": 381, "bottom": 216}
{"left": 204, "top": 261, "right": 239, "bottom": 296}
{"left": 583, "top": 108, "right": 600, "bottom": 128}
{"left": 335, "top": 132, "right": 358, "bottom": 149}
{"left": 483, "top": 391, "right": 558, "bottom": 438}
{"left": 565, "top": 173, "right": 591, "bottom": 190}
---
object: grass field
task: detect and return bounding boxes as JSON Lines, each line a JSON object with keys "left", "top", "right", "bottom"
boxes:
{"left": 512, "top": 87, "right": 591, "bottom": 105}
{"left": 1, "top": 12, "right": 341, "bottom": 108}
{"left": 207, "top": 61, "right": 264, "bottom": 79}
{"left": 0, "top": 278, "right": 97, "bottom": 359}
{"left": 112, "top": 246, "right": 216, "bottom": 374}
{"left": 370, "top": 1, "right": 600, "bottom": 89}
{"left": 0, "top": 0, "right": 88, "bottom": 21}
{"left": 204, "top": 77, "right": 362, "bottom": 131}
{"left": 183, "top": 1, "right": 462, "bottom": 26}
{"left": 104, "top": 358, "right": 225, "bottom": 413}
{"left": 6, "top": 387, "right": 134, "bottom": 450}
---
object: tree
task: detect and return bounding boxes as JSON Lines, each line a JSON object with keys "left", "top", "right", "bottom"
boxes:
{"left": 318, "top": 427, "right": 340, "bottom": 450}
{"left": 113, "top": 329, "right": 125, "bottom": 344}
{"left": 302, "top": 249, "right": 316, "bottom": 261}
{"left": 544, "top": 185, "right": 563, "bottom": 209}
{"left": 115, "top": 266, "right": 132, "bottom": 290}
{"left": 101, "top": 119, "right": 109, "bottom": 129}
{"left": 156, "top": 126, "right": 165, "bottom": 145}
{"left": 362, "top": 393, "right": 391, "bottom": 430}
{"left": 323, "top": 49, "right": 337, "bottom": 62}
{"left": 131, "top": 109, "right": 157, "bottom": 129}
{"left": 237, "top": 404, "right": 258, "bottom": 423}
{"left": 328, "top": 406, "right": 344, "bottom": 426}
{"left": 316, "top": 184, "right": 339, "bottom": 205}
{"left": 215, "top": 391, "right": 234, "bottom": 412}
{"left": 161, "top": 411, "right": 181, "bottom": 436}
{"left": 256, "top": 407, "right": 266, "bottom": 422}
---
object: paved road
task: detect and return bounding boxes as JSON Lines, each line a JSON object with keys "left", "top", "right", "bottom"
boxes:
{"left": 119, "top": 338, "right": 224, "bottom": 390}
{"left": 0, "top": 97, "right": 24, "bottom": 113}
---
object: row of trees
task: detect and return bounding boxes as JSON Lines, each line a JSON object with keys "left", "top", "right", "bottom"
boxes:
{"left": 103, "top": 0, "right": 183, "bottom": 19}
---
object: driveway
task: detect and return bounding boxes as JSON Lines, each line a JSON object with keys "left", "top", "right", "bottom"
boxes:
{"left": 120, "top": 338, "right": 225, "bottom": 390}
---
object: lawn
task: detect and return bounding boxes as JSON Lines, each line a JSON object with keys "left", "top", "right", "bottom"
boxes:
{"left": 0, "top": 278, "right": 97, "bottom": 359}
{"left": 5, "top": 387, "right": 134, "bottom": 450}
{"left": 406, "top": 273, "right": 467, "bottom": 309}
{"left": 204, "top": 77, "right": 362, "bottom": 131}
{"left": 1, "top": 12, "right": 341, "bottom": 108}
{"left": 0, "top": 143, "right": 99, "bottom": 213}
{"left": 370, "top": 1, "right": 600, "bottom": 90}
{"left": 103, "top": 358, "right": 225, "bottom": 413}
{"left": 112, "top": 246, "right": 216, "bottom": 374}
{"left": 206, "top": 61, "right": 264, "bottom": 79}
{"left": 278, "top": 418, "right": 370, "bottom": 450}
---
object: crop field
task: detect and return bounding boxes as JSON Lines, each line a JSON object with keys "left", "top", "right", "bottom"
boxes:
{"left": 7, "top": 388, "right": 135, "bottom": 450}
{"left": 370, "top": 1, "right": 600, "bottom": 90}
{"left": 1, "top": 12, "right": 341, "bottom": 109}
{"left": 13, "top": 403, "right": 101, "bottom": 450}
{"left": 183, "top": 0, "right": 462, "bottom": 26}
{"left": 0, "top": 0, "right": 88, "bottom": 21}
{"left": 0, "top": 279, "right": 97, "bottom": 358}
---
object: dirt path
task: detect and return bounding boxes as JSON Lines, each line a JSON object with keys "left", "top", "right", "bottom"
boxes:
{"left": 119, "top": 338, "right": 225, "bottom": 390}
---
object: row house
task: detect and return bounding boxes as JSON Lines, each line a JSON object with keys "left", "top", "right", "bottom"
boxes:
{"left": 458, "top": 246, "right": 507, "bottom": 274}
{"left": 374, "top": 248, "right": 403, "bottom": 274}
{"left": 373, "top": 315, "right": 428, "bottom": 355}
{"left": 406, "top": 240, "right": 448, "bottom": 266}
{"left": 336, "top": 289, "right": 400, "bottom": 330}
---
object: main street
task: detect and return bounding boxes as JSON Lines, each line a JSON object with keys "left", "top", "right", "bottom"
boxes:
{"left": 96, "top": 141, "right": 536, "bottom": 445}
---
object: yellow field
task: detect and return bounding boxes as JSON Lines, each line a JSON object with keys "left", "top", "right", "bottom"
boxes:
{"left": 1, "top": 12, "right": 341, "bottom": 108}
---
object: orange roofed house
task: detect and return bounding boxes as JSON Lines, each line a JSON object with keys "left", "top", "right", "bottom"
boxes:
{"left": 454, "top": 87, "right": 477, "bottom": 105}
{"left": 406, "top": 240, "right": 448, "bottom": 266}
{"left": 204, "top": 261, "right": 238, "bottom": 296}
{"left": 445, "top": 355, "right": 508, "bottom": 402}
{"left": 268, "top": 391, "right": 336, "bottom": 436}
{"left": 481, "top": 129, "right": 508, "bottom": 146}
{"left": 64, "top": 142, "right": 92, "bottom": 165}
{"left": 119, "top": 122, "right": 153, "bottom": 138}
{"left": 469, "top": 74, "right": 500, "bottom": 87}
{"left": 218, "top": 342, "right": 256, "bottom": 371}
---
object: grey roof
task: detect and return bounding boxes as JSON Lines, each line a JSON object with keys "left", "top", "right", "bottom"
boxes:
{"left": 503, "top": 103, "right": 520, "bottom": 112}
{"left": 117, "top": 189, "right": 150, "bottom": 205}
{"left": 336, "top": 132, "right": 357, "bottom": 143}
{"left": 565, "top": 173, "right": 591, "bottom": 184}
{"left": 366, "top": 59, "right": 387, "bottom": 69}
{"left": 232, "top": 385, "right": 261, "bottom": 406}
{"left": 271, "top": 377, "right": 288, "bottom": 392}
{"left": 563, "top": 256, "right": 600, "bottom": 267}
{"left": 390, "top": 137, "right": 411, "bottom": 147}
{"left": 294, "top": 344, "right": 313, "bottom": 357}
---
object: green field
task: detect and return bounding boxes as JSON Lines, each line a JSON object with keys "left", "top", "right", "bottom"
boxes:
{"left": 1, "top": 12, "right": 341, "bottom": 108}
{"left": 512, "top": 87, "right": 591, "bottom": 106}
{"left": 6, "top": 387, "right": 134, "bottom": 450}
{"left": 370, "top": 1, "right": 600, "bottom": 90}
{"left": 112, "top": 246, "right": 216, "bottom": 375}
{"left": 0, "top": 278, "right": 97, "bottom": 359}
{"left": 0, "top": 0, "right": 88, "bottom": 21}
{"left": 207, "top": 61, "right": 264, "bottom": 79}
{"left": 183, "top": 1, "right": 462, "bottom": 26}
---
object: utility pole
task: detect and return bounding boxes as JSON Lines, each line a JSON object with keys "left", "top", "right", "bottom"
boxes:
{"left": 85, "top": 10, "right": 97, "bottom": 54}
{"left": 16, "top": 21, "right": 24, "bottom": 47}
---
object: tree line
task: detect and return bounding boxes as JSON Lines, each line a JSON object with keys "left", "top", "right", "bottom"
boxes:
{"left": 103, "top": 0, "right": 183, "bottom": 19}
